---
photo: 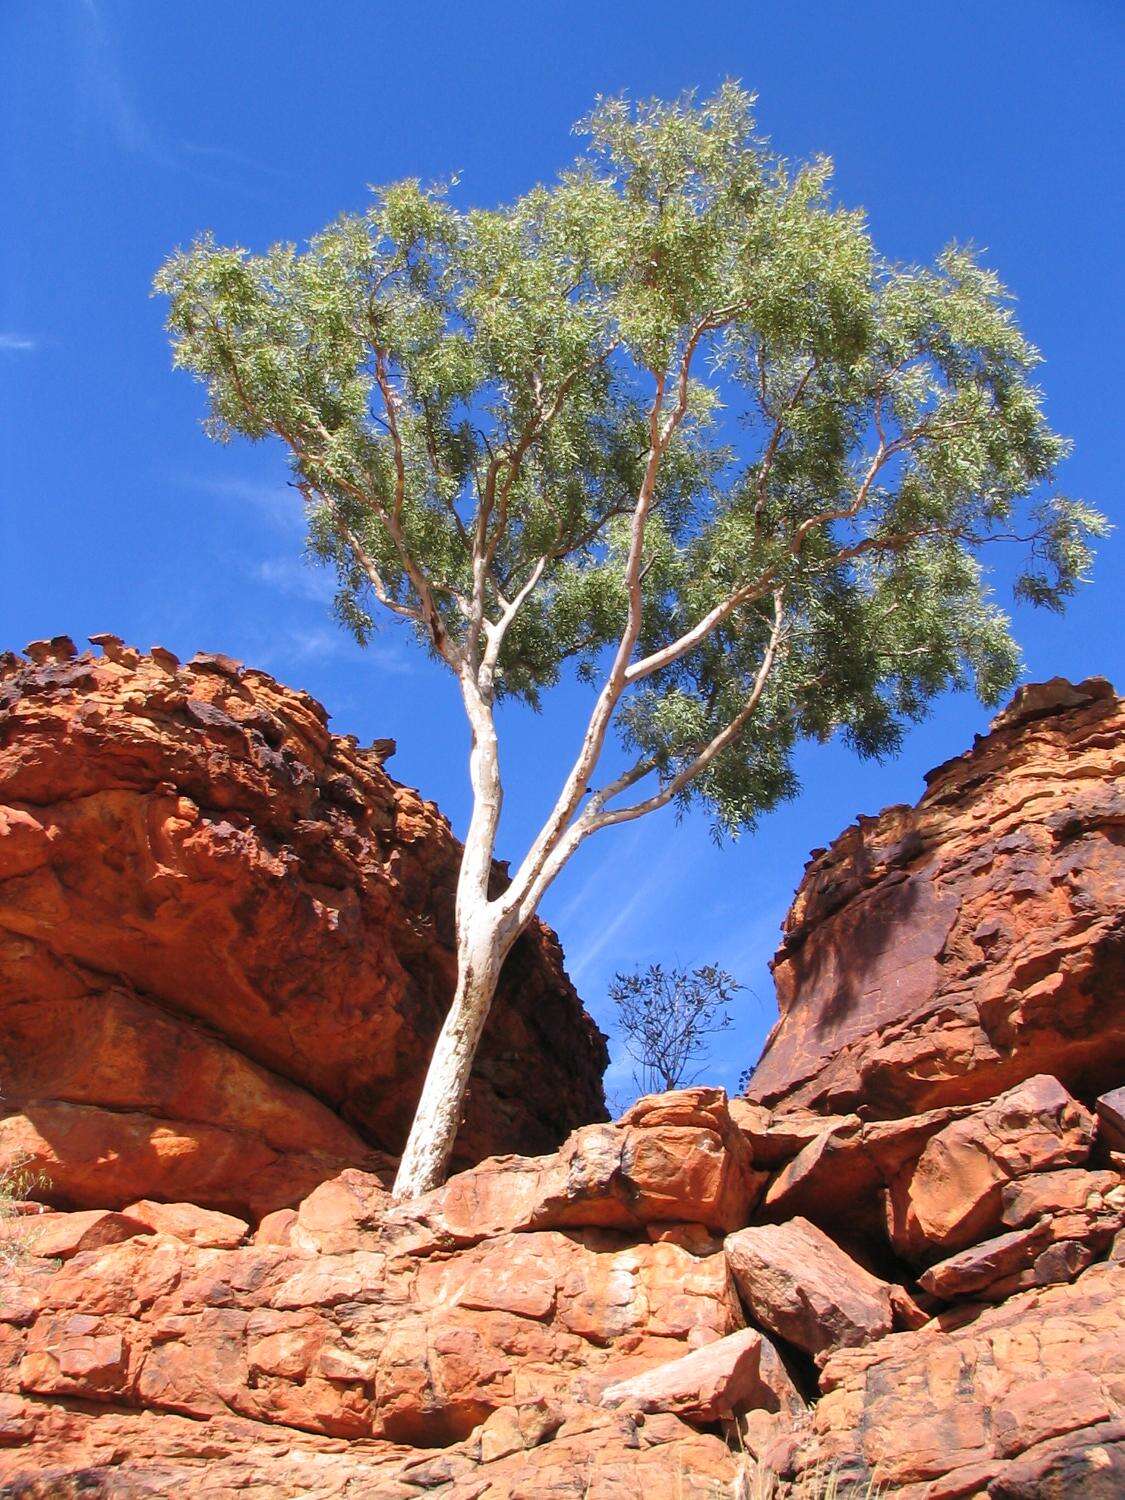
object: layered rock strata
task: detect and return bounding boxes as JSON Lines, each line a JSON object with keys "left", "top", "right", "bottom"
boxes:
{"left": 1, "top": 671, "right": 1123, "bottom": 1497}
{"left": 0, "top": 637, "right": 607, "bottom": 1216}
{"left": 748, "top": 675, "right": 1125, "bottom": 1118}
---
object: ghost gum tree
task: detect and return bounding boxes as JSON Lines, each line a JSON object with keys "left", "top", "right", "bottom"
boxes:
{"left": 156, "top": 87, "right": 1103, "bottom": 1198}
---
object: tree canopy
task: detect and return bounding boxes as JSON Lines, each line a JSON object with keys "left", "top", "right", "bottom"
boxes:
{"left": 156, "top": 84, "right": 1104, "bottom": 844}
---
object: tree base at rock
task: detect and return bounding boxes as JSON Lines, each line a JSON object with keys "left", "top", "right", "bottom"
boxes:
{"left": 0, "top": 640, "right": 608, "bottom": 1217}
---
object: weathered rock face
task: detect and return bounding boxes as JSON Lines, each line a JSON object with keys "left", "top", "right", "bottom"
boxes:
{"left": 884, "top": 1073, "right": 1096, "bottom": 1260}
{"left": 0, "top": 1090, "right": 757, "bottom": 1497}
{"left": 2, "top": 1081, "right": 1120, "bottom": 1496}
{"left": 0, "top": 638, "right": 607, "bottom": 1216}
{"left": 2, "top": 675, "right": 1123, "bottom": 1498}
{"left": 748, "top": 676, "right": 1125, "bottom": 1118}
{"left": 805, "top": 1260, "right": 1125, "bottom": 1497}
{"left": 716, "top": 680, "right": 1125, "bottom": 1495}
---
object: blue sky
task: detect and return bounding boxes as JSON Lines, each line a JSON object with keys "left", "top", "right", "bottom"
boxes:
{"left": 2, "top": 1, "right": 1122, "bottom": 1107}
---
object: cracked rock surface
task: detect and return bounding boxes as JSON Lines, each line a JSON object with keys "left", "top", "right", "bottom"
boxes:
{"left": 0, "top": 640, "right": 608, "bottom": 1218}
{"left": 1, "top": 662, "right": 1123, "bottom": 1497}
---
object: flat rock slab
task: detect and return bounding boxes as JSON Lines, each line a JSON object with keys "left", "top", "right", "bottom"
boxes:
{"left": 0, "top": 1209, "right": 144, "bottom": 1261}
{"left": 599, "top": 1325, "right": 802, "bottom": 1423}
{"left": 122, "top": 1200, "right": 249, "bottom": 1248}
{"left": 919, "top": 1221, "right": 1054, "bottom": 1300}
{"left": 724, "top": 1216, "right": 893, "bottom": 1357}
{"left": 1096, "top": 1086, "right": 1125, "bottom": 1151}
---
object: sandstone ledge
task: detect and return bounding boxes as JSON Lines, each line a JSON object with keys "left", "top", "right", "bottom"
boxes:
{"left": 0, "top": 638, "right": 608, "bottom": 1217}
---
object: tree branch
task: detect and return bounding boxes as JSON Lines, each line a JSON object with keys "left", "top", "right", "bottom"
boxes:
{"left": 508, "top": 587, "right": 785, "bottom": 928}
{"left": 302, "top": 484, "right": 421, "bottom": 623}
{"left": 372, "top": 350, "right": 407, "bottom": 524}
{"left": 499, "top": 320, "right": 723, "bottom": 921}
{"left": 479, "top": 552, "right": 549, "bottom": 690}
{"left": 589, "top": 588, "right": 786, "bottom": 831}
{"left": 213, "top": 322, "right": 464, "bottom": 662}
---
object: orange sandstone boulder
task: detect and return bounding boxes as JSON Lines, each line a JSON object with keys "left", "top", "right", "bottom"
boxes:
{"left": 599, "top": 1324, "right": 803, "bottom": 1424}
{"left": 121, "top": 1200, "right": 249, "bottom": 1248}
{"left": 407, "top": 1087, "right": 766, "bottom": 1241}
{"left": 289, "top": 1167, "right": 392, "bottom": 1254}
{"left": 725, "top": 1216, "right": 894, "bottom": 1358}
{"left": 747, "top": 677, "right": 1125, "bottom": 1118}
{"left": 0, "top": 641, "right": 607, "bottom": 1217}
{"left": 1000, "top": 1167, "right": 1125, "bottom": 1229}
{"left": 0, "top": 1208, "right": 143, "bottom": 1261}
{"left": 760, "top": 1102, "right": 966, "bottom": 1234}
{"left": 885, "top": 1074, "right": 1095, "bottom": 1260}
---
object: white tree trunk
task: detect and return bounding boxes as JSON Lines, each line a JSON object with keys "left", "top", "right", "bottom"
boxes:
{"left": 392, "top": 670, "right": 512, "bottom": 1201}
{"left": 392, "top": 908, "right": 506, "bottom": 1199}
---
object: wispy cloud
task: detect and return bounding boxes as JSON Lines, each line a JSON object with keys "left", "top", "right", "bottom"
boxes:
{"left": 0, "top": 333, "right": 38, "bottom": 353}
{"left": 564, "top": 833, "right": 692, "bottom": 984}
{"left": 549, "top": 825, "right": 646, "bottom": 934}
{"left": 251, "top": 624, "right": 415, "bottom": 677}
{"left": 254, "top": 556, "right": 336, "bottom": 604}
{"left": 180, "top": 142, "right": 291, "bottom": 184}
{"left": 76, "top": 2, "right": 287, "bottom": 193}
{"left": 282, "top": 626, "right": 353, "bottom": 664}
{"left": 77, "top": 0, "right": 169, "bottom": 164}
{"left": 174, "top": 473, "right": 306, "bottom": 535}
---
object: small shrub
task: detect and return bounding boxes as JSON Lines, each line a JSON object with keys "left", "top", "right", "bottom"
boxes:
{"left": 611, "top": 961, "right": 742, "bottom": 1096}
{"left": 0, "top": 1155, "right": 48, "bottom": 1270}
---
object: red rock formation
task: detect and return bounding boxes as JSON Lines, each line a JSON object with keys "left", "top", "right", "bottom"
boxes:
{"left": 716, "top": 680, "right": 1125, "bottom": 1495}
{"left": 0, "top": 1090, "right": 755, "bottom": 1495}
{"left": 885, "top": 1074, "right": 1096, "bottom": 1259}
{"left": 748, "top": 676, "right": 1125, "bottom": 1118}
{"left": 802, "top": 1260, "right": 1125, "bottom": 1496}
{"left": 599, "top": 1326, "right": 803, "bottom": 1425}
{"left": 2, "top": 1080, "right": 1123, "bottom": 1494}
{"left": 0, "top": 638, "right": 607, "bottom": 1216}
{"left": 409, "top": 1087, "right": 766, "bottom": 1241}
{"left": 2, "top": 675, "right": 1123, "bottom": 1497}
{"left": 725, "top": 1217, "right": 894, "bottom": 1357}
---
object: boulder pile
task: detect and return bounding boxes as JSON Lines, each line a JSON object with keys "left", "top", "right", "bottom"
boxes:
{"left": 1, "top": 661, "right": 1122, "bottom": 1497}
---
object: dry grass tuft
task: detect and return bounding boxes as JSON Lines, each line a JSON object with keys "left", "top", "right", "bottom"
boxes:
{"left": 0, "top": 1155, "right": 49, "bottom": 1270}
{"left": 732, "top": 1455, "right": 885, "bottom": 1500}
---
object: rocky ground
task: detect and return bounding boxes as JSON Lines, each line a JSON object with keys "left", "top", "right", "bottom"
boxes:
{"left": 1, "top": 649, "right": 1123, "bottom": 1497}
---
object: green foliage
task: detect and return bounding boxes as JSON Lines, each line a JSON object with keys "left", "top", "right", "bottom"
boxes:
{"left": 156, "top": 85, "right": 1104, "bottom": 837}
